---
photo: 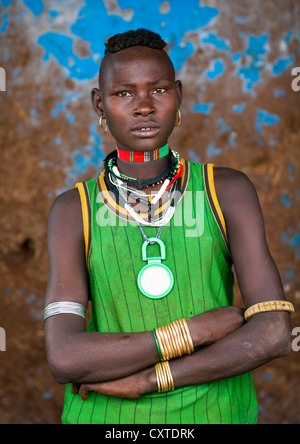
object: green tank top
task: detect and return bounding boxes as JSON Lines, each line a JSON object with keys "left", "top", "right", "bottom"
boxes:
{"left": 61, "top": 160, "right": 258, "bottom": 424}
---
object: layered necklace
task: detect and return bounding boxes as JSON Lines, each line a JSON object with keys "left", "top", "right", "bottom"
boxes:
{"left": 104, "top": 144, "right": 183, "bottom": 300}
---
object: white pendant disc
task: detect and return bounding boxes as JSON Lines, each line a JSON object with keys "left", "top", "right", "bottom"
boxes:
{"left": 137, "top": 263, "right": 174, "bottom": 299}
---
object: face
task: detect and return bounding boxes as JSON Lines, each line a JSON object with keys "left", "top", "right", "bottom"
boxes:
{"left": 92, "top": 46, "right": 182, "bottom": 152}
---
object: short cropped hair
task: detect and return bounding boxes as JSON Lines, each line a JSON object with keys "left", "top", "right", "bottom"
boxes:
{"left": 104, "top": 28, "right": 167, "bottom": 54}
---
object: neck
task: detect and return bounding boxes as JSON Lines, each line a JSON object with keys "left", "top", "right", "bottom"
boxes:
{"left": 116, "top": 143, "right": 171, "bottom": 180}
{"left": 117, "top": 143, "right": 169, "bottom": 163}
{"left": 117, "top": 154, "right": 171, "bottom": 182}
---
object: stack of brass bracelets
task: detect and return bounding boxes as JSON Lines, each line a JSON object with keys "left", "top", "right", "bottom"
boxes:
{"left": 153, "top": 319, "right": 194, "bottom": 393}
{"left": 153, "top": 301, "right": 295, "bottom": 393}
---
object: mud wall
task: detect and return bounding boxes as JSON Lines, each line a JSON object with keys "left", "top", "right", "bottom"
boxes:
{"left": 0, "top": 0, "right": 299, "bottom": 424}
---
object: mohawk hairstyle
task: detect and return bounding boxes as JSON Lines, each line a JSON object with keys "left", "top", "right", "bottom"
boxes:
{"left": 104, "top": 28, "right": 167, "bottom": 54}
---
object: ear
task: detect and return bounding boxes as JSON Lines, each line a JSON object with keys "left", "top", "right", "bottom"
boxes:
{"left": 91, "top": 88, "right": 104, "bottom": 117}
{"left": 175, "top": 80, "right": 183, "bottom": 108}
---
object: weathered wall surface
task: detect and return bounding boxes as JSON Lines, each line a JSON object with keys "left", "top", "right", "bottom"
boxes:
{"left": 0, "top": 0, "right": 299, "bottom": 424}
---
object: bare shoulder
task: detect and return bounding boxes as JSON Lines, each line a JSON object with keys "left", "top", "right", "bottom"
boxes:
{"left": 213, "top": 166, "right": 260, "bottom": 215}
{"left": 48, "top": 188, "right": 83, "bottom": 240}
{"left": 213, "top": 166, "right": 256, "bottom": 193}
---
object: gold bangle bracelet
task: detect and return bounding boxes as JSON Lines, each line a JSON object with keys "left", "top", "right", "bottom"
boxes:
{"left": 155, "top": 362, "right": 168, "bottom": 392}
{"left": 155, "top": 318, "right": 194, "bottom": 361}
{"left": 179, "top": 319, "right": 194, "bottom": 354}
{"left": 156, "top": 326, "right": 171, "bottom": 360}
{"left": 155, "top": 361, "right": 174, "bottom": 392}
{"left": 169, "top": 321, "right": 186, "bottom": 355}
{"left": 244, "top": 300, "right": 295, "bottom": 321}
{"left": 162, "top": 325, "right": 176, "bottom": 359}
{"left": 162, "top": 361, "right": 174, "bottom": 392}
{"left": 155, "top": 327, "right": 169, "bottom": 360}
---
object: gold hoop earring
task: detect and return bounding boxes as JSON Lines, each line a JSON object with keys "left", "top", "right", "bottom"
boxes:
{"left": 99, "top": 115, "right": 108, "bottom": 134}
{"left": 175, "top": 109, "right": 182, "bottom": 127}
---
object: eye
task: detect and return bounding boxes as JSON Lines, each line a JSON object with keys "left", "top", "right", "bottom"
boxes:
{"left": 117, "top": 91, "right": 132, "bottom": 97}
{"left": 153, "top": 87, "right": 167, "bottom": 94}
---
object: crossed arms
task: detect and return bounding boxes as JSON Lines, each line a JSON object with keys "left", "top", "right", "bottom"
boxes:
{"left": 45, "top": 168, "right": 292, "bottom": 399}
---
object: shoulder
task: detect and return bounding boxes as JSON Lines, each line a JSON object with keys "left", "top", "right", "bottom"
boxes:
{"left": 49, "top": 188, "right": 81, "bottom": 219}
{"left": 48, "top": 188, "right": 83, "bottom": 239}
{"left": 213, "top": 166, "right": 260, "bottom": 215}
{"left": 213, "top": 166, "right": 256, "bottom": 192}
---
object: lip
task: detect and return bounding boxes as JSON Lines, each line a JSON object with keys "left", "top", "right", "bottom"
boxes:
{"left": 131, "top": 123, "right": 160, "bottom": 137}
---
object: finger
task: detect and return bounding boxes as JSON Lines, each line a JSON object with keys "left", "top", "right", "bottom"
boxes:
{"left": 71, "top": 383, "right": 80, "bottom": 394}
{"left": 79, "top": 384, "right": 90, "bottom": 401}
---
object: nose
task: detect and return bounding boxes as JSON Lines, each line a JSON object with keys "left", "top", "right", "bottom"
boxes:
{"left": 133, "top": 93, "right": 155, "bottom": 117}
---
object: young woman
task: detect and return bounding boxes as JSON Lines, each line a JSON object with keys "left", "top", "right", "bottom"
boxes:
{"left": 44, "top": 29, "right": 293, "bottom": 424}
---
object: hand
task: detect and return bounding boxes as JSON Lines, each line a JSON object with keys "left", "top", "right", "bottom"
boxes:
{"left": 72, "top": 367, "right": 156, "bottom": 401}
{"left": 188, "top": 306, "right": 245, "bottom": 347}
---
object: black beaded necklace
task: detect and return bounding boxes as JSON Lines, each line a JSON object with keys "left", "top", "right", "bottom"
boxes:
{"left": 103, "top": 150, "right": 178, "bottom": 191}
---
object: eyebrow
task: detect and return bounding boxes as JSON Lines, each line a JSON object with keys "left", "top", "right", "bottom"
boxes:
{"left": 111, "top": 78, "right": 173, "bottom": 89}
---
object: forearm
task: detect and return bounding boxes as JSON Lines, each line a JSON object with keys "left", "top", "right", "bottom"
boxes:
{"left": 46, "top": 307, "right": 242, "bottom": 384}
{"left": 76, "top": 311, "right": 292, "bottom": 401}
{"left": 46, "top": 315, "right": 159, "bottom": 384}
{"left": 150, "top": 312, "right": 292, "bottom": 392}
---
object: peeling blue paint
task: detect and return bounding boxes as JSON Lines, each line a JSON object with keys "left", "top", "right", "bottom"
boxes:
{"left": 282, "top": 225, "right": 300, "bottom": 258}
{"left": 23, "top": 0, "right": 44, "bottom": 16}
{"left": 229, "top": 132, "right": 237, "bottom": 148}
{"left": 201, "top": 32, "right": 230, "bottom": 51}
{"left": 1, "top": 0, "right": 13, "bottom": 7}
{"left": 51, "top": 92, "right": 84, "bottom": 124}
{"left": 188, "top": 149, "right": 200, "bottom": 163}
{"left": 256, "top": 109, "right": 280, "bottom": 135}
{"left": 236, "top": 34, "right": 269, "bottom": 92}
{"left": 66, "top": 121, "right": 104, "bottom": 185}
{"left": 272, "top": 57, "right": 295, "bottom": 76}
{"left": 285, "top": 30, "right": 293, "bottom": 43}
{"left": 274, "top": 90, "right": 285, "bottom": 98}
{"left": 205, "top": 59, "right": 225, "bottom": 81}
{"left": 193, "top": 102, "right": 214, "bottom": 114}
{"left": 232, "top": 104, "right": 246, "bottom": 114}
{"left": 217, "top": 118, "right": 231, "bottom": 136}
{"left": 48, "top": 9, "right": 59, "bottom": 18}
{"left": 284, "top": 265, "right": 295, "bottom": 282}
{"left": 281, "top": 193, "right": 295, "bottom": 208}
{"left": 207, "top": 142, "right": 222, "bottom": 157}
{"left": 38, "top": 32, "right": 99, "bottom": 80}
{"left": 287, "top": 161, "right": 295, "bottom": 180}
{"left": 37, "top": 0, "right": 219, "bottom": 76}
{"left": 0, "top": 13, "right": 9, "bottom": 33}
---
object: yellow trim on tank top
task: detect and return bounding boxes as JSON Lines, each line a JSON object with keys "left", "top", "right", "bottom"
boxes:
{"left": 75, "top": 182, "right": 90, "bottom": 262}
{"left": 206, "top": 164, "right": 228, "bottom": 242}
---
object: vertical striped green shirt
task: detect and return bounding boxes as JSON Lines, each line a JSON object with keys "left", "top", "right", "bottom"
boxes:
{"left": 61, "top": 160, "right": 258, "bottom": 424}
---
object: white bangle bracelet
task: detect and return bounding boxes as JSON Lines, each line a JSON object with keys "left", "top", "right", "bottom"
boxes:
{"left": 44, "top": 301, "right": 87, "bottom": 322}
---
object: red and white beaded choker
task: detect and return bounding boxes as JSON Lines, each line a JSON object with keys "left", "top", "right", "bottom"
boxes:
{"left": 116, "top": 143, "right": 169, "bottom": 163}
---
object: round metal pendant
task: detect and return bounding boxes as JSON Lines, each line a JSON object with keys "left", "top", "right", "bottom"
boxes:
{"left": 137, "top": 263, "right": 174, "bottom": 299}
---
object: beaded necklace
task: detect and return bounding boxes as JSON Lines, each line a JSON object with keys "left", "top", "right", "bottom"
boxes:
{"left": 103, "top": 147, "right": 183, "bottom": 300}
{"left": 106, "top": 150, "right": 182, "bottom": 224}
{"left": 104, "top": 150, "right": 178, "bottom": 190}
{"left": 116, "top": 143, "right": 169, "bottom": 162}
